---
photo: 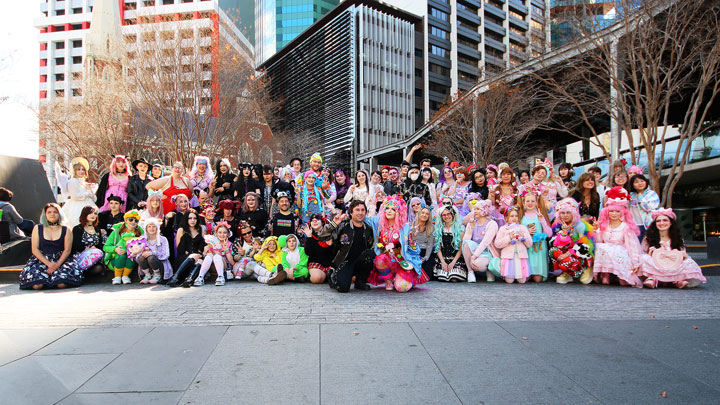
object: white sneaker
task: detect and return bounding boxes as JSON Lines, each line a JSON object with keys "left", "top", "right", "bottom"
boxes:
{"left": 121, "top": 276, "right": 132, "bottom": 284}
{"left": 112, "top": 277, "right": 122, "bottom": 285}
{"left": 215, "top": 276, "right": 225, "bottom": 286}
{"left": 193, "top": 277, "right": 205, "bottom": 286}
{"left": 467, "top": 270, "right": 477, "bottom": 283}
{"left": 225, "top": 270, "right": 234, "bottom": 280}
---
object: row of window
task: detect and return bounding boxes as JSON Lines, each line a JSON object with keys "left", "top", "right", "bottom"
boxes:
{"left": 44, "top": 56, "right": 83, "bottom": 66}
{"left": 277, "top": 18, "right": 314, "bottom": 28}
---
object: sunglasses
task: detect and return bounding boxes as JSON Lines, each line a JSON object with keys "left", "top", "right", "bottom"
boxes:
{"left": 241, "top": 231, "right": 253, "bottom": 236}
{"left": 126, "top": 218, "right": 139, "bottom": 223}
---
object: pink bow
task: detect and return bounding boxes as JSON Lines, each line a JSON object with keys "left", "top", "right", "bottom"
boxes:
{"left": 651, "top": 208, "right": 676, "bottom": 221}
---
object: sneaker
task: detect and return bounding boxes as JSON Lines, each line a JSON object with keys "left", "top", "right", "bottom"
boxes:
{"left": 267, "top": 270, "right": 287, "bottom": 285}
{"left": 112, "top": 277, "right": 122, "bottom": 285}
{"left": 556, "top": 273, "right": 571, "bottom": 284}
{"left": 193, "top": 277, "right": 205, "bottom": 286}
{"left": 149, "top": 274, "right": 161, "bottom": 284}
{"left": 225, "top": 270, "right": 234, "bottom": 280}
{"left": 121, "top": 276, "right": 132, "bottom": 284}
{"left": 467, "top": 270, "right": 477, "bottom": 283}
{"left": 140, "top": 274, "right": 151, "bottom": 284}
{"left": 215, "top": 276, "right": 225, "bottom": 286}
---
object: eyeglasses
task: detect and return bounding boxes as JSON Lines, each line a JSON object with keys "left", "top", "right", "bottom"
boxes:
{"left": 126, "top": 218, "right": 139, "bottom": 223}
{"left": 241, "top": 231, "right": 253, "bottom": 236}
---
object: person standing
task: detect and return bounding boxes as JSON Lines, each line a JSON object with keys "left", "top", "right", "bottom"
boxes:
{"left": 127, "top": 158, "right": 153, "bottom": 210}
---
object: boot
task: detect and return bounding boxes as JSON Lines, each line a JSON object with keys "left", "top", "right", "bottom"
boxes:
{"left": 182, "top": 264, "right": 202, "bottom": 288}
{"left": 168, "top": 259, "right": 194, "bottom": 287}
{"left": 556, "top": 273, "right": 571, "bottom": 284}
{"left": 579, "top": 268, "right": 593, "bottom": 285}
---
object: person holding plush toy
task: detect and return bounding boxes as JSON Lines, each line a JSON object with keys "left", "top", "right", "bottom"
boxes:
{"left": 518, "top": 190, "right": 552, "bottom": 282}
{"left": 494, "top": 207, "right": 532, "bottom": 284}
{"left": 103, "top": 210, "right": 144, "bottom": 285}
{"left": 549, "top": 198, "right": 595, "bottom": 285}
{"left": 134, "top": 218, "right": 172, "bottom": 284}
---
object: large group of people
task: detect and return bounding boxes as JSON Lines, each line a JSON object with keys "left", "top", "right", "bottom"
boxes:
{"left": 13, "top": 148, "right": 706, "bottom": 292}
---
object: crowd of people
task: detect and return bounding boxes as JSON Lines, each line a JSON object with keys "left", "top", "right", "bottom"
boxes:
{"left": 11, "top": 148, "right": 706, "bottom": 292}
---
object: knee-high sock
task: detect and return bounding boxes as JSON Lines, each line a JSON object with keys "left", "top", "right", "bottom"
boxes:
{"left": 212, "top": 254, "right": 224, "bottom": 278}
{"left": 198, "top": 255, "right": 214, "bottom": 278}
{"left": 255, "top": 265, "right": 273, "bottom": 284}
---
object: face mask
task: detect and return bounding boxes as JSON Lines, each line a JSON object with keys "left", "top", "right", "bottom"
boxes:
{"left": 409, "top": 173, "right": 419, "bottom": 181}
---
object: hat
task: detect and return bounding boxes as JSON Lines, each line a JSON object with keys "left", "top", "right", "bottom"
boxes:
{"left": 107, "top": 194, "right": 124, "bottom": 204}
{"left": 276, "top": 191, "right": 290, "bottom": 201}
{"left": 409, "top": 164, "right": 420, "bottom": 170}
{"left": 310, "top": 153, "right": 323, "bottom": 164}
{"left": 124, "top": 210, "right": 141, "bottom": 221}
{"left": 139, "top": 217, "right": 162, "bottom": 230}
{"left": 70, "top": 157, "right": 90, "bottom": 174}
{"left": 605, "top": 186, "right": 630, "bottom": 208}
{"left": 132, "top": 157, "right": 150, "bottom": 171}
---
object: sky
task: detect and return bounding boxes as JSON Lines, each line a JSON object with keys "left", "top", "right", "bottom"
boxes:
{"left": 0, "top": 1, "right": 41, "bottom": 159}
{"left": 0, "top": 0, "right": 425, "bottom": 161}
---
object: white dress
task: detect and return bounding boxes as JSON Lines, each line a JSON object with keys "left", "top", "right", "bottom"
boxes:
{"left": 63, "top": 178, "right": 98, "bottom": 227}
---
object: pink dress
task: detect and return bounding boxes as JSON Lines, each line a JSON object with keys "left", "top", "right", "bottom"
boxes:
{"left": 100, "top": 175, "right": 129, "bottom": 212}
{"left": 593, "top": 222, "right": 642, "bottom": 287}
{"left": 640, "top": 241, "right": 706, "bottom": 287}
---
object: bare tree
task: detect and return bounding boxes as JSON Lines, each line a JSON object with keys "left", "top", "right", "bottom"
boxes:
{"left": 274, "top": 129, "right": 333, "bottom": 168}
{"left": 124, "top": 15, "right": 280, "bottom": 168}
{"left": 537, "top": 0, "right": 720, "bottom": 206}
{"left": 425, "top": 82, "right": 552, "bottom": 167}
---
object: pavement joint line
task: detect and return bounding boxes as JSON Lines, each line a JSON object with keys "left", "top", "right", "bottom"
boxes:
{"left": 0, "top": 327, "right": 76, "bottom": 368}
{"left": 55, "top": 351, "right": 124, "bottom": 405}
{"left": 182, "top": 325, "right": 230, "bottom": 394}
{"left": 407, "top": 322, "right": 464, "bottom": 405}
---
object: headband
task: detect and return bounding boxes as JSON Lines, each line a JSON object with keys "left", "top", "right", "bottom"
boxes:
{"left": 651, "top": 208, "right": 676, "bottom": 221}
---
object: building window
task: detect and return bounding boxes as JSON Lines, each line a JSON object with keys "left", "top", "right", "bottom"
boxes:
{"left": 72, "top": 40, "right": 82, "bottom": 48}
{"left": 429, "top": 82, "right": 450, "bottom": 95}
{"left": 457, "top": 35, "right": 478, "bottom": 49}
{"left": 457, "top": 2, "right": 478, "bottom": 13}
{"left": 429, "top": 62, "right": 450, "bottom": 76}
{"left": 415, "top": 89, "right": 423, "bottom": 97}
{"left": 55, "top": 57, "right": 65, "bottom": 65}
{"left": 72, "top": 88, "right": 82, "bottom": 97}
{"left": 531, "top": 20, "right": 543, "bottom": 31}
{"left": 430, "top": 45, "right": 449, "bottom": 59}
{"left": 532, "top": 5, "right": 544, "bottom": 15}
{"left": 55, "top": 41, "right": 65, "bottom": 50}
{"left": 509, "top": 10, "right": 524, "bottom": 20}
{"left": 458, "top": 55, "right": 478, "bottom": 66}
{"left": 430, "top": 7, "right": 449, "bottom": 22}
{"left": 430, "top": 26, "right": 448, "bottom": 40}
{"left": 72, "top": 56, "right": 82, "bottom": 64}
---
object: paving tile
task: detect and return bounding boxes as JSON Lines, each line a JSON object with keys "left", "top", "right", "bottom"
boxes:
{"left": 77, "top": 326, "right": 227, "bottom": 393}
{"left": 411, "top": 321, "right": 599, "bottom": 404}
{"left": 180, "top": 324, "right": 319, "bottom": 404}
{"left": 0, "top": 328, "right": 73, "bottom": 365}
{"left": 58, "top": 391, "right": 182, "bottom": 405}
{"left": 36, "top": 327, "right": 152, "bottom": 355}
{"left": 0, "top": 354, "right": 116, "bottom": 405}
{"left": 498, "top": 320, "right": 720, "bottom": 404}
{"left": 320, "top": 323, "right": 460, "bottom": 404}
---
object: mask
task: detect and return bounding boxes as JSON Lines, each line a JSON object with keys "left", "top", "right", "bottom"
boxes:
{"left": 409, "top": 173, "right": 419, "bottom": 181}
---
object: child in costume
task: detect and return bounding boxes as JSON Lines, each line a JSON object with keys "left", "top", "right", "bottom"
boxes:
{"left": 135, "top": 218, "right": 172, "bottom": 284}
{"left": 518, "top": 190, "right": 552, "bottom": 282}
{"left": 550, "top": 198, "right": 595, "bottom": 284}
{"left": 103, "top": 210, "right": 144, "bottom": 285}
{"left": 193, "top": 221, "right": 235, "bottom": 286}
{"left": 640, "top": 208, "right": 706, "bottom": 288}
{"left": 275, "top": 234, "right": 309, "bottom": 283}
{"left": 246, "top": 236, "right": 286, "bottom": 284}
{"left": 494, "top": 207, "right": 532, "bottom": 284}
{"left": 462, "top": 198, "right": 500, "bottom": 282}
{"left": 366, "top": 196, "right": 428, "bottom": 292}
{"left": 593, "top": 186, "right": 643, "bottom": 287}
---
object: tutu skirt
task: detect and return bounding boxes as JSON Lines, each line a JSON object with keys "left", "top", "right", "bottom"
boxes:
{"left": 640, "top": 254, "right": 706, "bottom": 287}
{"left": 593, "top": 242, "right": 642, "bottom": 286}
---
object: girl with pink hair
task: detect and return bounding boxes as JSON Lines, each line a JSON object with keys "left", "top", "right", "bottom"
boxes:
{"left": 366, "top": 196, "right": 428, "bottom": 292}
{"left": 592, "top": 186, "right": 643, "bottom": 287}
{"left": 96, "top": 155, "right": 130, "bottom": 212}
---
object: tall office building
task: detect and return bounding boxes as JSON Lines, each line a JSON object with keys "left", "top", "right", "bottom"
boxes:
{"left": 254, "top": 0, "right": 340, "bottom": 66}
{"left": 550, "top": 0, "right": 617, "bottom": 48}
{"left": 425, "top": 0, "right": 551, "bottom": 114}
{"left": 259, "top": 0, "right": 423, "bottom": 168}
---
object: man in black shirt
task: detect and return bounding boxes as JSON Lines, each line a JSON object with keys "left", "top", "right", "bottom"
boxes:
{"left": 271, "top": 192, "right": 299, "bottom": 237}
{"left": 320, "top": 200, "right": 376, "bottom": 292}
{"left": 98, "top": 195, "right": 124, "bottom": 238}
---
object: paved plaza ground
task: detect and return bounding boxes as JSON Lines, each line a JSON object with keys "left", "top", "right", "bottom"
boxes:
{"left": 1, "top": 278, "right": 719, "bottom": 404}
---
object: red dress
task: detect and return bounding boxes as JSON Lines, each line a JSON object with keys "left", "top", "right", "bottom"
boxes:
{"left": 162, "top": 177, "right": 192, "bottom": 214}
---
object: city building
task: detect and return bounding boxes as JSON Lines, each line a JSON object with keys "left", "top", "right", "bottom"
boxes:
{"left": 254, "top": 0, "right": 340, "bottom": 66}
{"left": 259, "top": 0, "right": 423, "bottom": 169}
{"left": 550, "top": 0, "right": 617, "bottom": 48}
{"left": 424, "top": 0, "right": 551, "bottom": 114}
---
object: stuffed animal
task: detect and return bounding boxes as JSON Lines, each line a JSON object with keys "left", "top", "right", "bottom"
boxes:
{"left": 126, "top": 236, "right": 148, "bottom": 261}
{"left": 549, "top": 231, "right": 583, "bottom": 277}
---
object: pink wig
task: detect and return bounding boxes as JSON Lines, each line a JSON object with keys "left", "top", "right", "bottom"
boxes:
{"left": 189, "top": 155, "right": 214, "bottom": 184}
{"left": 110, "top": 155, "right": 129, "bottom": 176}
{"left": 145, "top": 192, "right": 164, "bottom": 218}
{"left": 379, "top": 195, "right": 407, "bottom": 236}
{"left": 553, "top": 198, "right": 581, "bottom": 227}
{"left": 597, "top": 200, "right": 640, "bottom": 236}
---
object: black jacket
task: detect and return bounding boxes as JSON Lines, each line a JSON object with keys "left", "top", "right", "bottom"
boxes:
{"left": 214, "top": 172, "right": 235, "bottom": 201}
{"left": 237, "top": 209, "right": 269, "bottom": 237}
{"left": 319, "top": 219, "right": 375, "bottom": 268}
{"left": 127, "top": 174, "right": 151, "bottom": 210}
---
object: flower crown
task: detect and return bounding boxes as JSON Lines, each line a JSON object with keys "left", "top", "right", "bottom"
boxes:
{"left": 382, "top": 195, "right": 406, "bottom": 211}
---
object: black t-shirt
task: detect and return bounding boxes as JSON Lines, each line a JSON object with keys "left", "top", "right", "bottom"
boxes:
{"left": 271, "top": 212, "right": 299, "bottom": 237}
{"left": 346, "top": 224, "right": 368, "bottom": 263}
{"left": 98, "top": 211, "right": 124, "bottom": 235}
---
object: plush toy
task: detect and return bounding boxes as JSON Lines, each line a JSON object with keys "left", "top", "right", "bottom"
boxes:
{"left": 549, "top": 231, "right": 583, "bottom": 277}
{"left": 126, "top": 236, "right": 148, "bottom": 261}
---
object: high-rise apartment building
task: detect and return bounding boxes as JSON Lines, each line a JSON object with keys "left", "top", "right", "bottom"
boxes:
{"left": 550, "top": 0, "right": 617, "bottom": 48}
{"left": 254, "top": 0, "right": 339, "bottom": 66}
{"left": 259, "top": 0, "right": 423, "bottom": 168}
{"left": 425, "top": 0, "right": 550, "bottom": 114}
